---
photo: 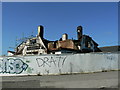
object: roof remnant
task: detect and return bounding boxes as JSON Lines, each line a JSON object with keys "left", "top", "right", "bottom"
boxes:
{"left": 99, "top": 45, "right": 120, "bottom": 52}
{"left": 8, "top": 25, "right": 100, "bottom": 56}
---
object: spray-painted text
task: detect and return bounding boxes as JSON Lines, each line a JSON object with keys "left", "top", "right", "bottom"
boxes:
{"left": 36, "top": 56, "right": 67, "bottom": 67}
{"left": 0, "top": 58, "right": 28, "bottom": 74}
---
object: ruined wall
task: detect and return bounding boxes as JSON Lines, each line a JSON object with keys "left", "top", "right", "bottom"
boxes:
{"left": 57, "top": 40, "right": 76, "bottom": 49}
{"left": 0, "top": 53, "right": 119, "bottom": 76}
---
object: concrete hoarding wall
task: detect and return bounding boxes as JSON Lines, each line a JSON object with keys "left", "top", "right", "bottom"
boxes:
{"left": 0, "top": 53, "right": 119, "bottom": 76}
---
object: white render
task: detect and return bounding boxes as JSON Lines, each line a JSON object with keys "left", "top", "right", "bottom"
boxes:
{"left": 0, "top": 52, "right": 119, "bottom": 76}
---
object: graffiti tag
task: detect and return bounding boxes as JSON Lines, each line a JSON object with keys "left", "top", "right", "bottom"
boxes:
{"left": 36, "top": 56, "right": 67, "bottom": 67}
{"left": 106, "top": 55, "right": 116, "bottom": 60}
{"left": 0, "top": 58, "right": 28, "bottom": 74}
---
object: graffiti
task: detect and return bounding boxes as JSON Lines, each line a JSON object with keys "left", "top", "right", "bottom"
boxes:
{"left": 27, "top": 67, "right": 33, "bottom": 73}
{"left": 36, "top": 57, "right": 51, "bottom": 67}
{"left": 0, "top": 58, "right": 28, "bottom": 74}
{"left": 106, "top": 55, "right": 116, "bottom": 60}
{"left": 36, "top": 56, "right": 67, "bottom": 67}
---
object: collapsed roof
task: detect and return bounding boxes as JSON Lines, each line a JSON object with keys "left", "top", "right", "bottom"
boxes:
{"left": 8, "top": 25, "right": 100, "bottom": 56}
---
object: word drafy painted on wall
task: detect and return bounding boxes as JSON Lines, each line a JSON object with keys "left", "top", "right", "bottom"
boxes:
{"left": 36, "top": 56, "right": 67, "bottom": 68}
{"left": 0, "top": 58, "right": 28, "bottom": 74}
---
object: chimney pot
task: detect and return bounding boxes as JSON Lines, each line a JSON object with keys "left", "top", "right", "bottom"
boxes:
{"left": 62, "top": 33, "right": 68, "bottom": 41}
{"left": 77, "top": 26, "right": 83, "bottom": 40}
{"left": 38, "top": 25, "right": 44, "bottom": 38}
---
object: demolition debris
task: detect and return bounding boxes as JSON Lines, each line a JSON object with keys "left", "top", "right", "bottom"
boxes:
{"left": 8, "top": 25, "right": 100, "bottom": 56}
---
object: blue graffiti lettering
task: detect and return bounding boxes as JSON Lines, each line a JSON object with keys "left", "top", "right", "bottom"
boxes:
{"left": 0, "top": 58, "right": 28, "bottom": 74}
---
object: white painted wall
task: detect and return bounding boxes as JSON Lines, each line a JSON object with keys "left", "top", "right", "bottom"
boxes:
{"left": 0, "top": 52, "right": 119, "bottom": 76}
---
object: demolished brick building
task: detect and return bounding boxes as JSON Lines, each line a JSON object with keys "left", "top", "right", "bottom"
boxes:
{"left": 8, "top": 25, "right": 100, "bottom": 56}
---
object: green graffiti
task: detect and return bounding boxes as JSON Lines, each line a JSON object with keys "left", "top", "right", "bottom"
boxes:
{"left": 26, "top": 60, "right": 30, "bottom": 63}
{"left": 27, "top": 67, "right": 33, "bottom": 73}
